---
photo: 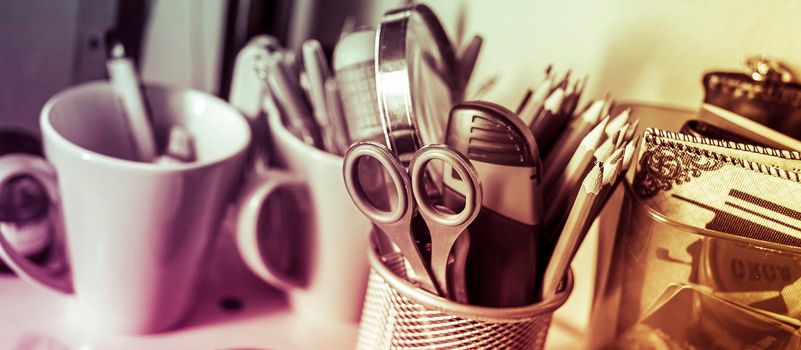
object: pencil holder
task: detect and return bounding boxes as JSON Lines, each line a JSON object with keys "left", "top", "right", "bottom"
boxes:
{"left": 356, "top": 238, "right": 573, "bottom": 350}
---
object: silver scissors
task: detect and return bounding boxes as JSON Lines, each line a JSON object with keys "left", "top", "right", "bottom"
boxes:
{"left": 343, "top": 141, "right": 482, "bottom": 299}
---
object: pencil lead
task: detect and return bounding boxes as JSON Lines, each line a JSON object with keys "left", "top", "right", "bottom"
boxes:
{"left": 623, "top": 137, "right": 638, "bottom": 171}
{"left": 625, "top": 118, "right": 640, "bottom": 142}
{"left": 580, "top": 116, "right": 609, "bottom": 149}
{"left": 544, "top": 88, "right": 565, "bottom": 113}
{"left": 616, "top": 123, "right": 628, "bottom": 149}
{"left": 605, "top": 108, "right": 630, "bottom": 139}
{"left": 583, "top": 161, "right": 604, "bottom": 194}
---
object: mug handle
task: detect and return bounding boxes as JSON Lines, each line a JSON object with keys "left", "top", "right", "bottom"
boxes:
{"left": 235, "top": 169, "right": 310, "bottom": 290}
{"left": 0, "top": 154, "right": 73, "bottom": 294}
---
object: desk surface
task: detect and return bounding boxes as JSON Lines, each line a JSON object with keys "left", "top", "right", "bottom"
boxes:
{"left": 0, "top": 229, "right": 584, "bottom": 350}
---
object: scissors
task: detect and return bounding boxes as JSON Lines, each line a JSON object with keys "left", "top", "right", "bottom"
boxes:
{"left": 343, "top": 141, "right": 482, "bottom": 299}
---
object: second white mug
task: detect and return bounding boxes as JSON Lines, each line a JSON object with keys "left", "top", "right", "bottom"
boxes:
{"left": 235, "top": 111, "right": 372, "bottom": 324}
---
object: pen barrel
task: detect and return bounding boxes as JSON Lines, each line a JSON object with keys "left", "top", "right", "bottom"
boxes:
{"left": 107, "top": 58, "right": 158, "bottom": 162}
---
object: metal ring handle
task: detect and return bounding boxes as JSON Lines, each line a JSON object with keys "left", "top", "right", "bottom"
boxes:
{"left": 343, "top": 141, "right": 412, "bottom": 224}
{"left": 410, "top": 144, "right": 481, "bottom": 227}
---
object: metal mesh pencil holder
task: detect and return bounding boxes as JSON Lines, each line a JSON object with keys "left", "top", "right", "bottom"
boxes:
{"left": 356, "top": 240, "right": 574, "bottom": 350}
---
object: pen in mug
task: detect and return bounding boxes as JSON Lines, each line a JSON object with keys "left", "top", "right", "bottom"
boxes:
{"left": 302, "top": 40, "right": 338, "bottom": 153}
{"left": 106, "top": 41, "right": 158, "bottom": 162}
{"left": 324, "top": 78, "right": 352, "bottom": 154}
{"left": 257, "top": 51, "right": 323, "bottom": 147}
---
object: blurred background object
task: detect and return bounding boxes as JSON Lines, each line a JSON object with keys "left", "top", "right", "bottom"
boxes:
{"left": 4, "top": 0, "right": 801, "bottom": 135}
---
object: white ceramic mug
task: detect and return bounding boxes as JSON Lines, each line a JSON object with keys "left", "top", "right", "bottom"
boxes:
{"left": 0, "top": 82, "right": 250, "bottom": 333}
{"left": 235, "top": 111, "right": 372, "bottom": 325}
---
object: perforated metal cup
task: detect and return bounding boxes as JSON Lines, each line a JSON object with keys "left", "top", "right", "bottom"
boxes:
{"left": 356, "top": 242, "right": 574, "bottom": 350}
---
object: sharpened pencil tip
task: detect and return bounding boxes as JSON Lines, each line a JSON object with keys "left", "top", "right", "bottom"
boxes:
{"left": 605, "top": 109, "right": 631, "bottom": 137}
{"left": 625, "top": 118, "right": 640, "bottom": 142}
{"left": 583, "top": 162, "right": 604, "bottom": 194}
{"left": 544, "top": 88, "right": 565, "bottom": 113}
{"left": 581, "top": 100, "right": 604, "bottom": 123}
{"left": 623, "top": 137, "right": 638, "bottom": 170}
{"left": 580, "top": 115, "right": 609, "bottom": 149}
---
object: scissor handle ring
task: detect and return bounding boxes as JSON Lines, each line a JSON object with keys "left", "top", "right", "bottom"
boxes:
{"left": 410, "top": 144, "right": 482, "bottom": 227}
{"left": 343, "top": 141, "right": 411, "bottom": 224}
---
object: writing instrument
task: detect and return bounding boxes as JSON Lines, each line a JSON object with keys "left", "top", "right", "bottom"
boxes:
{"left": 593, "top": 130, "right": 619, "bottom": 163}
{"left": 560, "top": 80, "right": 577, "bottom": 114}
{"left": 299, "top": 71, "right": 314, "bottom": 107}
{"left": 566, "top": 76, "right": 588, "bottom": 117}
{"left": 531, "top": 88, "right": 568, "bottom": 155}
{"left": 542, "top": 100, "right": 604, "bottom": 187}
{"left": 229, "top": 35, "right": 280, "bottom": 122}
{"left": 544, "top": 64, "right": 553, "bottom": 80}
{"left": 581, "top": 152, "right": 623, "bottom": 225}
{"left": 303, "top": 40, "right": 337, "bottom": 153}
{"left": 543, "top": 116, "right": 608, "bottom": 226}
{"left": 542, "top": 162, "right": 603, "bottom": 298}
{"left": 229, "top": 35, "right": 280, "bottom": 171}
{"left": 616, "top": 124, "right": 628, "bottom": 149}
{"left": 530, "top": 88, "right": 565, "bottom": 141}
{"left": 587, "top": 138, "right": 637, "bottom": 223}
{"left": 259, "top": 52, "right": 322, "bottom": 147}
{"left": 458, "top": 35, "right": 483, "bottom": 87}
{"left": 521, "top": 76, "right": 554, "bottom": 125}
{"left": 622, "top": 137, "right": 638, "bottom": 171}
{"left": 553, "top": 69, "right": 571, "bottom": 92}
{"left": 469, "top": 73, "right": 499, "bottom": 100}
{"left": 605, "top": 108, "right": 630, "bottom": 139}
{"left": 576, "top": 75, "right": 588, "bottom": 97}
{"left": 324, "top": 78, "right": 352, "bottom": 155}
{"left": 579, "top": 151, "right": 625, "bottom": 244}
{"left": 107, "top": 42, "right": 158, "bottom": 162}
{"left": 625, "top": 118, "right": 640, "bottom": 142}
{"left": 516, "top": 89, "right": 533, "bottom": 115}
{"left": 600, "top": 93, "right": 613, "bottom": 121}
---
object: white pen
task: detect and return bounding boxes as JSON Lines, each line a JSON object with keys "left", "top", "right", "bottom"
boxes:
{"left": 259, "top": 52, "right": 322, "bottom": 147}
{"left": 107, "top": 42, "right": 158, "bottom": 162}
{"left": 324, "top": 78, "right": 351, "bottom": 155}
{"left": 303, "top": 40, "right": 336, "bottom": 153}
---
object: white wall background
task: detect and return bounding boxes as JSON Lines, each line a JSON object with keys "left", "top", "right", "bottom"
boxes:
{"left": 141, "top": 0, "right": 226, "bottom": 95}
{"left": 364, "top": 0, "right": 801, "bottom": 111}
